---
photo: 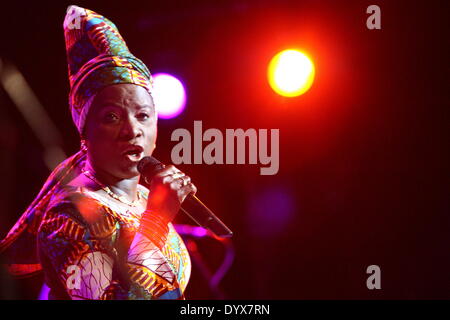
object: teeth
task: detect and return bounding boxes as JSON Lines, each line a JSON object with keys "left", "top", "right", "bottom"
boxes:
{"left": 123, "top": 148, "right": 142, "bottom": 158}
{"left": 126, "top": 152, "right": 141, "bottom": 158}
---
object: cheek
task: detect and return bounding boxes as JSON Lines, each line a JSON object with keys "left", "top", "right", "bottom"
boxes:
{"left": 86, "top": 126, "right": 117, "bottom": 153}
{"left": 143, "top": 124, "right": 157, "bottom": 153}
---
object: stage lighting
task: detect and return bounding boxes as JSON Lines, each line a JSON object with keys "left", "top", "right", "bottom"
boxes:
{"left": 152, "top": 73, "right": 186, "bottom": 119}
{"left": 268, "top": 49, "right": 315, "bottom": 97}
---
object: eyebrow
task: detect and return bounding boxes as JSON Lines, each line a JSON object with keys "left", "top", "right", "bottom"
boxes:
{"left": 97, "top": 102, "right": 153, "bottom": 110}
{"left": 137, "top": 104, "right": 153, "bottom": 109}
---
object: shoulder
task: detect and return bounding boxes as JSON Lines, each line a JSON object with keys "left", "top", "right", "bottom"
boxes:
{"left": 41, "top": 184, "right": 117, "bottom": 240}
{"left": 47, "top": 184, "right": 107, "bottom": 223}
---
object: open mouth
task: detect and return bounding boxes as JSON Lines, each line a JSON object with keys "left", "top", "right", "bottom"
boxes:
{"left": 122, "top": 145, "right": 144, "bottom": 162}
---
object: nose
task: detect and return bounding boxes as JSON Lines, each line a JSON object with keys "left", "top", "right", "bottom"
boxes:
{"left": 119, "top": 115, "right": 142, "bottom": 140}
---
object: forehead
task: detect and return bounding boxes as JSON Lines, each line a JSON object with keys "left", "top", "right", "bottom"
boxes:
{"left": 92, "top": 83, "right": 153, "bottom": 110}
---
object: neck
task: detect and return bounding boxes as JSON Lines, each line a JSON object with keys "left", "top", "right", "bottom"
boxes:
{"left": 84, "top": 158, "right": 140, "bottom": 202}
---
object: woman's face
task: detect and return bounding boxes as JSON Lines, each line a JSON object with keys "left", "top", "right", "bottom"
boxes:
{"left": 83, "top": 83, "right": 157, "bottom": 180}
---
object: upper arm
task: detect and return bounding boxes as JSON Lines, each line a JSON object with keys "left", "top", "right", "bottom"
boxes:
{"left": 38, "top": 197, "right": 123, "bottom": 300}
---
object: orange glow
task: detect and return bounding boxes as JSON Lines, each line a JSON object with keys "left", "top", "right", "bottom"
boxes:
{"left": 73, "top": 196, "right": 101, "bottom": 223}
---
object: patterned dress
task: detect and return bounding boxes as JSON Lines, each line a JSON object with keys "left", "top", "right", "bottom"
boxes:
{"left": 37, "top": 183, "right": 191, "bottom": 300}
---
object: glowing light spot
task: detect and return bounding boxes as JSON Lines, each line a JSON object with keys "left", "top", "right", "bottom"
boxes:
{"left": 152, "top": 73, "right": 186, "bottom": 119}
{"left": 247, "top": 185, "right": 296, "bottom": 237}
{"left": 268, "top": 49, "right": 315, "bottom": 97}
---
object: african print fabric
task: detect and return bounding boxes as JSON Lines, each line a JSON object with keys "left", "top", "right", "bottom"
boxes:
{"left": 0, "top": 151, "right": 191, "bottom": 299}
{"left": 38, "top": 184, "right": 191, "bottom": 300}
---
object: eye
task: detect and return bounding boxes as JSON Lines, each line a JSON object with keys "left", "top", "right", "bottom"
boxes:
{"left": 137, "top": 113, "right": 150, "bottom": 121}
{"left": 103, "top": 112, "right": 120, "bottom": 123}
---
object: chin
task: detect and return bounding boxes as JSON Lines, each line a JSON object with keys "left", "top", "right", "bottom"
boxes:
{"left": 116, "top": 165, "right": 140, "bottom": 180}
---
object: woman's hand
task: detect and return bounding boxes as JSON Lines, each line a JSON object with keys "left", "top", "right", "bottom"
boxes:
{"left": 145, "top": 165, "right": 197, "bottom": 222}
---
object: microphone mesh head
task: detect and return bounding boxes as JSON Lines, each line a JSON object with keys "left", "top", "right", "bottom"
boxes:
{"left": 137, "top": 156, "right": 161, "bottom": 175}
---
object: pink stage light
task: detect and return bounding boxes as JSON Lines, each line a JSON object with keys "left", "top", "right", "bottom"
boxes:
{"left": 152, "top": 73, "right": 186, "bottom": 119}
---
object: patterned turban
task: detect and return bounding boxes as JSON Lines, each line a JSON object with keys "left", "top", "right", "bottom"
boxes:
{"left": 64, "top": 5, "right": 153, "bottom": 134}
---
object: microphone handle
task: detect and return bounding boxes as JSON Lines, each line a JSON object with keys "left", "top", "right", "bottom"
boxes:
{"left": 181, "top": 194, "right": 233, "bottom": 238}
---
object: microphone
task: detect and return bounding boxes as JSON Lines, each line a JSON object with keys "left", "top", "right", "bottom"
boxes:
{"left": 137, "top": 156, "right": 233, "bottom": 238}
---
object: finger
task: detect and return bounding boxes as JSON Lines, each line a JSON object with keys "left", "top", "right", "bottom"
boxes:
{"left": 189, "top": 182, "right": 197, "bottom": 195}
{"left": 175, "top": 175, "right": 191, "bottom": 186}
{"left": 178, "top": 175, "right": 192, "bottom": 188}
{"left": 162, "top": 172, "right": 185, "bottom": 184}
{"left": 179, "top": 182, "right": 197, "bottom": 199}
{"left": 172, "top": 172, "right": 185, "bottom": 181}
{"left": 183, "top": 175, "right": 191, "bottom": 184}
{"left": 168, "top": 176, "right": 187, "bottom": 190}
{"left": 153, "top": 165, "right": 181, "bottom": 179}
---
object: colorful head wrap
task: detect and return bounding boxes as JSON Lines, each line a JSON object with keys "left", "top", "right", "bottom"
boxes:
{"left": 64, "top": 5, "right": 153, "bottom": 134}
{"left": 0, "top": 6, "right": 153, "bottom": 277}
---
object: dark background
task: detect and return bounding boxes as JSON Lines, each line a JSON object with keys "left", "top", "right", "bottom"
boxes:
{"left": 0, "top": 0, "right": 448, "bottom": 299}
